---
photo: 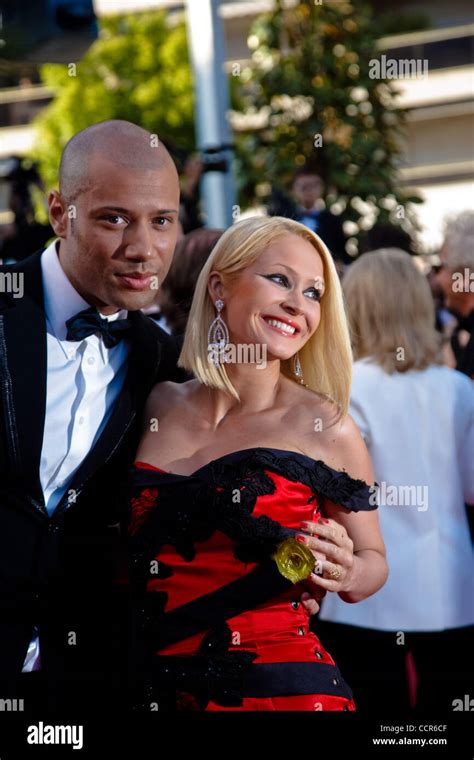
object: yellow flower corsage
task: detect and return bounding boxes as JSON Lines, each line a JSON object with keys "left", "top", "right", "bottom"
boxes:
{"left": 272, "top": 537, "right": 316, "bottom": 584}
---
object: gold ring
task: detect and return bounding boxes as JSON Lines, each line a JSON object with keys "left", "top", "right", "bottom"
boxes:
{"left": 327, "top": 565, "right": 342, "bottom": 581}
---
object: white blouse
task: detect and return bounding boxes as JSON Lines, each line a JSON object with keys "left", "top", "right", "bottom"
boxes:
{"left": 320, "top": 358, "right": 474, "bottom": 632}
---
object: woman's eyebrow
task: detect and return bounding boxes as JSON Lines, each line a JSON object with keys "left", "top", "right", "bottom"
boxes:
{"left": 270, "top": 262, "right": 325, "bottom": 286}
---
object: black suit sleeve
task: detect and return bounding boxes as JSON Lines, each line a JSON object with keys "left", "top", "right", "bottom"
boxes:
{"left": 319, "top": 212, "right": 347, "bottom": 262}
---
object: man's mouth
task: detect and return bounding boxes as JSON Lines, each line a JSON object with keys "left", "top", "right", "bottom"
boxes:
{"left": 261, "top": 315, "right": 301, "bottom": 337}
{"left": 115, "top": 272, "right": 156, "bottom": 291}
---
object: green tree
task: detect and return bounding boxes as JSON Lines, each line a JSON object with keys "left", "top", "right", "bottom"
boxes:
{"left": 231, "top": 0, "right": 423, "bottom": 254}
{"left": 31, "top": 11, "right": 195, "bottom": 190}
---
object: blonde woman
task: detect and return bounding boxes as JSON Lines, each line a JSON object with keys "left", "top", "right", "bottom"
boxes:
{"left": 128, "top": 217, "right": 387, "bottom": 711}
{"left": 319, "top": 248, "right": 474, "bottom": 714}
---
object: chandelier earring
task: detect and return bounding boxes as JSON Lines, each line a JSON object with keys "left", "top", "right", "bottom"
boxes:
{"left": 208, "top": 298, "right": 230, "bottom": 367}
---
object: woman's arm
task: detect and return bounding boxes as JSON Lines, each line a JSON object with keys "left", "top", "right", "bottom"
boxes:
{"left": 300, "top": 414, "right": 388, "bottom": 604}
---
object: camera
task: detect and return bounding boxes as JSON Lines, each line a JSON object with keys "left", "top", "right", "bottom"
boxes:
{"left": 201, "top": 145, "right": 232, "bottom": 173}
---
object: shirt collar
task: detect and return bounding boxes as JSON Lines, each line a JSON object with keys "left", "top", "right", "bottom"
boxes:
{"left": 40, "top": 239, "right": 128, "bottom": 344}
{"left": 298, "top": 207, "right": 320, "bottom": 218}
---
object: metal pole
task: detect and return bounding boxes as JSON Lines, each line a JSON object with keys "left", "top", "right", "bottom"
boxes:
{"left": 185, "top": 0, "right": 236, "bottom": 228}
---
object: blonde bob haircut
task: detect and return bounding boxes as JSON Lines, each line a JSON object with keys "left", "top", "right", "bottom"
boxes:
{"left": 342, "top": 247, "right": 443, "bottom": 374}
{"left": 178, "top": 215, "right": 353, "bottom": 419}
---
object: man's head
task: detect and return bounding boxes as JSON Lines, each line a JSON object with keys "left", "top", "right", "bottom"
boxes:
{"left": 292, "top": 170, "right": 323, "bottom": 211}
{"left": 437, "top": 210, "right": 474, "bottom": 319}
{"left": 48, "top": 120, "right": 180, "bottom": 314}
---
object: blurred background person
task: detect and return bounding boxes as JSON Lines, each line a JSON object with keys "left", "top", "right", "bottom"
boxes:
{"left": 268, "top": 167, "right": 347, "bottom": 264}
{"left": 426, "top": 259, "right": 458, "bottom": 366}
{"left": 317, "top": 248, "right": 474, "bottom": 715}
{"left": 359, "top": 222, "right": 416, "bottom": 257}
{"left": 156, "top": 227, "right": 223, "bottom": 335}
{"left": 435, "top": 211, "right": 474, "bottom": 381}
{"left": 0, "top": 158, "right": 53, "bottom": 263}
{"left": 179, "top": 153, "right": 204, "bottom": 235}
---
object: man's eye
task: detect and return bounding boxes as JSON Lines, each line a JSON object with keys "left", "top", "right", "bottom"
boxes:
{"left": 103, "top": 215, "right": 126, "bottom": 225}
{"left": 153, "top": 217, "right": 172, "bottom": 226}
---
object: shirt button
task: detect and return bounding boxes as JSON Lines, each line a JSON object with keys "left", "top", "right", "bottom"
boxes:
{"left": 297, "top": 627, "right": 305, "bottom": 636}
{"left": 291, "top": 601, "right": 300, "bottom": 610}
{"left": 332, "top": 677, "right": 339, "bottom": 686}
{"left": 78, "top": 416, "right": 85, "bottom": 425}
{"left": 87, "top": 356, "right": 95, "bottom": 365}
{"left": 314, "top": 649, "right": 323, "bottom": 659}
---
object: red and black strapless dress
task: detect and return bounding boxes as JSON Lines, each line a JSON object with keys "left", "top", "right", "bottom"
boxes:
{"left": 128, "top": 447, "right": 376, "bottom": 712}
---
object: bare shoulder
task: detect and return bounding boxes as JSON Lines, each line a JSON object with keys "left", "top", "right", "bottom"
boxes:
{"left": 326, "top": 414, "right": 374, "bottom": 482}
{"left": 321, "top": 413, "right": 374, "bottom": 484}
{"left": 282, "top": 380, "right": 340, "bottom": 434}
{"left": 144, "top": 379, "right": 200, "bottom": 419}
{"left": 287, "top": 383, "right": 374, "bottom": 484}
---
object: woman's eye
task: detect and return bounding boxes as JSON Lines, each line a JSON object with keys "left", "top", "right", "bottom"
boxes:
{"left": 264, "top": 274, "right": 322, "bottom": 301}
{"left": 305, "top": 287, "right": 322, "bottom": 302}
{"left": 266, "top": 273, "right": 289, "bottom": 286}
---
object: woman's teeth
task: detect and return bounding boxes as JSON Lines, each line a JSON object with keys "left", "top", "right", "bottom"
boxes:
{"left": 264, "top": 318, "right": 296, "bottom": 335}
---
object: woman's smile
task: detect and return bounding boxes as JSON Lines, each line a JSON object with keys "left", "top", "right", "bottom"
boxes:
{"left": 260, "top": 314, "right": 302, "bottom": 337}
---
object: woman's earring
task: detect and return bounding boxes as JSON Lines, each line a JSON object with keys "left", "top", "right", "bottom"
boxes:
{"left": 208, "top": 298, "right": 230, "bottom": 367}
{"left": 293, "top": 352, "right": 305, "bottom": 384}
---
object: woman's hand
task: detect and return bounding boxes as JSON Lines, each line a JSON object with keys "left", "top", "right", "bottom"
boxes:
{"left": 297, "top": 517, "right": 356, "bottom": 594}
{"left": 296, "top": 415, "right": 388, "bottom": 603}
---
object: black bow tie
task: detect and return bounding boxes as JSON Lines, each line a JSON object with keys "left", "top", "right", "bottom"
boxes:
{"left": 65, "top": 307, "right": 131, "bottom": 348}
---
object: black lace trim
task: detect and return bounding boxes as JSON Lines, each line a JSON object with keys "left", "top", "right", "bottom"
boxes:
{"left": 130, "top": 447, "right": 375, "bottom": 512}
{"left": 148, "top": 623, "right": 257, "bottom": 711}
{"left": 129, "top": 466, "right": 292, "bottom": 590}
{"left": 235, "top": 449, "right": 374, "bottom": 511}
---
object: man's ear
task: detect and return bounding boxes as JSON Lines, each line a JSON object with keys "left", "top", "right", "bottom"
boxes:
{"left": 48, "top": 190, "right": 69, "bottom": 238}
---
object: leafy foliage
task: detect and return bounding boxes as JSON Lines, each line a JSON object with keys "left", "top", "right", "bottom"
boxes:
{"left": 230, "top": 0, "right": 423, "bottom": 252}
{"left": 31, "top": 11, "right": 195, "bottom": 190}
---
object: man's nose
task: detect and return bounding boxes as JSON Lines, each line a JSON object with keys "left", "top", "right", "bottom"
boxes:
{"left": 123, "top": 221, "right": 154, "bottom": 260}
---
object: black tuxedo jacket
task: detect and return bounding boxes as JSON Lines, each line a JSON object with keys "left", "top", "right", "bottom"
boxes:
{"left": 0, "top": 251, "right": 186, "bottom": 705}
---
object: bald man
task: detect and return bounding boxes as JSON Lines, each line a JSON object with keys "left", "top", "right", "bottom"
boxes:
{"left": 0, "top": 120, "right": 187, "bottom": 715}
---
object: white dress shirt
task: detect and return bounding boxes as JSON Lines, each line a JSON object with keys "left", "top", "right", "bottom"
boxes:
{"left": 320, "top": 358, "right": 474, "bottom": 632}
{"left": 22, "top": 240, "right": 130, "bottom": 671}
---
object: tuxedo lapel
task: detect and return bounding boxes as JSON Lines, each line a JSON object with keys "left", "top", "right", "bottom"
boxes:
{"left": 126, "top": 309, "right": 163, "bottom": 396}
{"left": 0, "top": 252, "right": 47, "bottom": 488}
